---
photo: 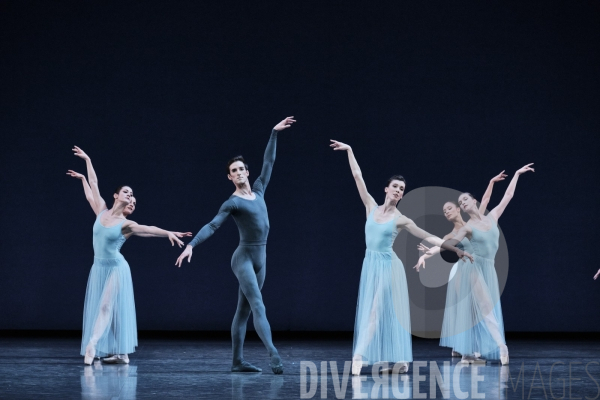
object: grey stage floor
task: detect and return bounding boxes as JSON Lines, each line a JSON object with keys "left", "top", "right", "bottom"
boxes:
{"left": 0, "top": 335, "right": 599, "bottom": 399}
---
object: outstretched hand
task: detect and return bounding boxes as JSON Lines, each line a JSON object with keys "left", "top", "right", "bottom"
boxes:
{"left": 273, "top": 116, "right": 296, "bottom": 131}
{"left": 172, "top": 232, "right": 192, "bottom": 238}
{"left": 167, "top": 232, "right": 189, "bottom": 247}
{"left": 330, "top": 140, "right": 351, "bottom": 151}
{"left": 417, "top": 243, "right": 430, "bottom": 254}
{"left": 175, "top": 245, "right": 193, "bottom": 268}
{"left": 67, "top": 170, "right": 86, "bottom": 180}
{"left": 491, "top": 170, "right": 508, "bottom": 182}
{"left": 459, "top": 250, "right": 474, "bottom": 263}
{"left": 413, "top": 256, "right": 426, "bottom": 272}
{"left": 516, "top": 163, "right": 535, "bottom": 175}
{"left": 72, "top": 146, "right": 90, "bottom": 161}
{"left": 594, "top": 269, "right": 600, "bottom": 280}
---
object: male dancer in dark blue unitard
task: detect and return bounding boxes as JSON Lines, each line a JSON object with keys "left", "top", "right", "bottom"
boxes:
{"left": 176, "top": 117, "right": 296, "bottom": 374}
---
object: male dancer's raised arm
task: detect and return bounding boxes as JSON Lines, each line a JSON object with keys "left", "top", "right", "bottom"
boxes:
{"left": 253, "top": 117, "right": 295, "bottom": 194}
{"left": 175, "top": 117, "right": 296, "bottom": 268}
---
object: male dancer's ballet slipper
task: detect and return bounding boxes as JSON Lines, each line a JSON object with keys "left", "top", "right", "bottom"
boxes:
{"left": 84, "top": 343, "right": 96, "bottom": 365}
{"left": 500, "top": 345, "right": 509, "bottom": 365}
{"left": 269, "top": 354, "right": 283, "bottom": 374}
{"left": 231, "top": 360, "right": 262, "bottom": 373}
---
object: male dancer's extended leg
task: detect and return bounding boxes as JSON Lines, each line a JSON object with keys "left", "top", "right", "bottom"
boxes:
{"left": 230, "top": 245, "right": 282, "bottom": 374}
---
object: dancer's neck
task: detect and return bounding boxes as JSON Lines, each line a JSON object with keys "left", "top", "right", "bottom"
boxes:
{"left": 380, "top": 198, "right": 399, "bottom": 215}
{"left": 451, "top": 216, "right": 466, "bottom": 232}
{"left": 466, "top": 209, "right": 483, "bottom": 222}
{"left": 234, "top": 182, "right": 253, "bottom": 197}
{"left": 109, "top": 202, "right": 127, "bottom": 219}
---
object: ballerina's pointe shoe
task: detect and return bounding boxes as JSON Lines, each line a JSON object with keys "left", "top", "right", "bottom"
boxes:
{"left": 84, "top": 343, "right": 96, "bottom": 365}
{"left": 461, "top": 355, "right": 478, "bottom": 364}
{"left": 352, "top": 356, "right": 362, "bottom": 376}
{"left": 102, "top": 354, "right": 129, "bottom": 364}
{"left": 398, "top": 363, "right": 409, "bottom": 374}
{"left": 500, "top": 345, "right": 509, "bottom": 365}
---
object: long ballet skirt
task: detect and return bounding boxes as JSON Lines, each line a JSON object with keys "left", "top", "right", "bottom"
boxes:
{"left": 80, "top": 211, "right": 137, "bottom": 357}
{"left": 353, "top": 208, "right": 412, "bottom": 364}
{"left": 439, "top": 219, "right": 505, "bottom": 360}
{"left": 439, "top": 238, "right": 473, "bottom": 351}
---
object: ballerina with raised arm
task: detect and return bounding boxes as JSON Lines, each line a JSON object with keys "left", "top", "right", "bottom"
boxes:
{"left": 330, "top": 140, "right": 472, "bottom": 376}
{"left": 68, "top": 146, "right": 191, "bottom": 365}
{"left": 418, "top": 164, "right": 534, "bottom": 365}
{"left": 175, "top": 117, "right": 296, "bottom": 374}
{"left": 413, "top": 171, "right": 506, "bottom": 362}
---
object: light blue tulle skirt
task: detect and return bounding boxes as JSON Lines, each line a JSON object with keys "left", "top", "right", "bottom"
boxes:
{"left": 439, "top": 256, "right": 505, "bottom": 360}
{"left": 353, "top": 250, "right": 412, "bottom": 364}
{"left": 80, "top": 256, "right": 138, "bottom": 357}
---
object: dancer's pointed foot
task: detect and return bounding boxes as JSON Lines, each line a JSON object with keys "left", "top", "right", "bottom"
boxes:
{"left": 461, "top": 355, "right": 478, "bottom": 364}
{"left": 84, "top": 343, "right": 95, "bottom": 365}
{"left": 451, "top": 351, "right": 462, "bottom": 357}
{"left": 397, "top": 363, "right": 409, "bottom": 374}
{"left": 381, "top": 362, "right": 409, "bottom": 374}
{"left": 500, "top": 345, "right": 509, "bottom": 365}
{"left": 269, "top": 353, "right": 283, "bottom": 375}
{"left": 231, "top": 360, "right": 262, "bottom": 373}
{"left": 352, "top": 355, "right": 362, "bottom": 376}
{"left": 102, "top": 354, "right": 129, "bottom": 364}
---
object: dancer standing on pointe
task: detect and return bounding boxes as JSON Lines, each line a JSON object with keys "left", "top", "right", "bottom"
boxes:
{"left": 69, "top": 146, "right": 191, "bottom": 365}
{"left": 175, "top": 117, "right": 296, "bottom": 374}
{"left": 414, "top": 171, "right": 507, "bottom": 363}
{"left": 330, "top": 140, "right": 472, "bottom": 375}
{"left": 418, "top": 164, "right": 534, "bottom": 365}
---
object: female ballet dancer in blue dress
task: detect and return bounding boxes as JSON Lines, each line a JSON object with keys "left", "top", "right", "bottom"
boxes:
{"left": 68, "top": 146, "right": 191, "bottom": 365}
{"left": 414, "top": 171, "right": 507, "bottom": 363}
{"left": 418, "top": 163, "right": 534, "bottom": 365}
{"left": 330, "top": 140, "right": 472, "bottom": 375}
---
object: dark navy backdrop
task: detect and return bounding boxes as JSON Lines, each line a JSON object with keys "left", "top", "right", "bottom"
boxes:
{"left": 1, "top": 1, "right": 598, "bottom": 331}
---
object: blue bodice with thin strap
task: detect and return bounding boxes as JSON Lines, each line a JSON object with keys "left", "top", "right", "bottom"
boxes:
{"left": 93, "top": 210, "right": 127, "bottom": 259}
{"left": 469, "top": 217, "right": 499, "bottom": 260}
{"left": 365, "top": 207, "right": 399, "bottom": 253}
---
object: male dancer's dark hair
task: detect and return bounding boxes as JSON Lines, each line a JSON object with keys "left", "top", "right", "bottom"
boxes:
{"left": 226, "top": 156, "right": 249, "bottom": 174}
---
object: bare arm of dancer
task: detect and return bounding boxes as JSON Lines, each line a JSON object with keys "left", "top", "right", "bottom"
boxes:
{"left": 72, "top": 146, "right": 107, "bottom": 215}
{"left": 66, "top": 170, "right": 97, "bottom": 211}
{"left": 594, "top": 269, "right": 600, "bottom": 280}
{"left": 398, "top": 216, "right": 473, "bottom": 263}
{"left": 122, "top": 221, "right": 191, "bottom": 245}
{"left": 330, "top": 140, "right": 377, "bottom": 215}
{"left": 413, "top": 232, "right": 454, "bottom": 271}
{"left": 415, "top": 171, "right": 508, "bottom": 270}
{"left": 489, "top": 163, "right": 535, "bottom": 221}
{"left": 479, "top": 170, "right": 508, "bottom": 213}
